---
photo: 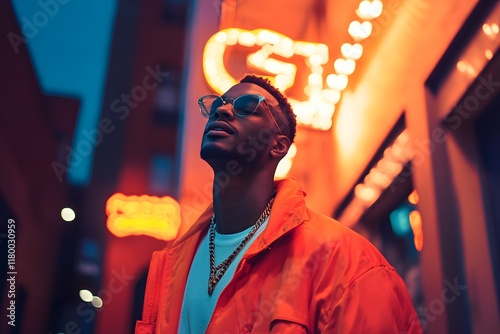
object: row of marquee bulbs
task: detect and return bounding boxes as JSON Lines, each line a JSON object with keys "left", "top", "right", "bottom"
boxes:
{"left": 300, "top": 0, "right": 382, "bottom": 130}
{"left": 354, "top": 129, "right": 414, "bottom": 204}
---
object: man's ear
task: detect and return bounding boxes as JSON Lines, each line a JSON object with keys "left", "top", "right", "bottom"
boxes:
{"left": 270, "top": 134, "right": 291, "bottom": 159}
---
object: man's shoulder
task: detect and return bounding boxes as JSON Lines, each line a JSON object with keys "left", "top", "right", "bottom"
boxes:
{"left": 300, "top": 209, "right": 362, "bottom": 241}
{"left": 297, "top": 209, "right": 391, "bottom": 267}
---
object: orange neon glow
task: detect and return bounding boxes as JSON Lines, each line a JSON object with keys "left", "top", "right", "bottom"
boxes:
{"left": 408, "top": 189, "right": 420, "bottom": 205}
{"left": 352, "top": 130, "right": 412, "bottom": 205}
{"left": 203, "top": 28, "right": 334, "bottom": 131}
{"left": 106, "top": 193, "right": 181, "bottom": 241}
{"left": 409, "top": 210, "right": 424, "bottom": 251}
{"left": 203, "top": 18, "right": 382, "bottom": 132}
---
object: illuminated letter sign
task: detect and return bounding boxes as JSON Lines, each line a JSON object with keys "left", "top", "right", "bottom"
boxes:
{"left": 203, "top": 28, "right": 335, "bottom": 130}
{"left": 202, "top": 1, "right": 384, "bottom": 176}
{"left": 106, "top": 193, "right": 181, "bottom": 241}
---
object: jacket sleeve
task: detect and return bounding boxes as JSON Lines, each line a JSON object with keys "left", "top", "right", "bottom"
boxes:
{"left": 321, "top": 266, "right": 423, "bottom": 334}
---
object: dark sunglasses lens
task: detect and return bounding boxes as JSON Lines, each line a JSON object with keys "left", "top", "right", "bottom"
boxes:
{"left": 209, "top": 98, "right": 223, "bottom": 116}
{"left": 199, "top": 96, "right": 222, "bottom": 116}
{"left": 234, "top": 95, "right": 260, "bottom": 116}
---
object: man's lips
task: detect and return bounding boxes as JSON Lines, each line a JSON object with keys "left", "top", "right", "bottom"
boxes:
{"left": 204, "top": 121, "right": 235, "bottom": 136}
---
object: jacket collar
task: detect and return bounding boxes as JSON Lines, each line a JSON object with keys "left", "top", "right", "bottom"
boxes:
{"left": 247, "top": 178, "right": 309, "bottom": 255}
{"left": 172, "top": 178, "right": 309, "bottom": 252}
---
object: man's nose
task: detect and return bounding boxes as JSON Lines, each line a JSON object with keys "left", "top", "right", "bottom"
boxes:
{"left": 212, "top": 102, "right": 234, "bottom": 119}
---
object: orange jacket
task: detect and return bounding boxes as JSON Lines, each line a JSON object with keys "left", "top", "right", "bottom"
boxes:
{"left": 136, "top": 178, "right": 422, "bottom": 333}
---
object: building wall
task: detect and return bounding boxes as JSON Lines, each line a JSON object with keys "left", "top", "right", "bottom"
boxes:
{"left": 92, "top": 0, "right": 187, "bottom": 332}
{"left": 0, "top": 1, "right": 78, "bottom": 333}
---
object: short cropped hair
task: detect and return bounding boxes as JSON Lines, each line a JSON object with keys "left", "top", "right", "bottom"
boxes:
{"left": 240, "top": 74, "right": 296, "bottom": 143}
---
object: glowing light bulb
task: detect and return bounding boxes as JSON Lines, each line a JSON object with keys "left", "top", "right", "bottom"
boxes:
{"left": 263, "top": 58, "right": 284, "bottom": 73}
{"left": 321, "top": 89, "right": 341, "bottom": 104}
{"left": 357, "top": 0, "right": 372, "bottom": 20}
{"left": 341, "top": 43, "right": 363, "bottom": 59}
{"left": 355, "top": 184, "right": 379, "bottom": 203}
{"left": 370, "top": 0, "right": 383, "bottom": 18}
{"left": 226, "top": 28, "right": 240, "bottom": 45}
{"left": 456, "top": 60, "right": 467, "bottom": 72}
{"left": 483, "top": 23, "right": 493, "bottom": 36}
{"left": 357, "top": 0, "right": 383, "bottom": 20}
{"left": 214, "top": 31, "right": 227, "bottom": 43}
{"left": 408, "top": 189, "right": 420, "bottom": 205}
{"left": 303, "top": 44, "right": 317, "bottom": 57}
{"left": 61, "top": 207, "right": 76, "bottom": 222}
{"left": 319, "top": 119, "right": 333, "bottom": 130}
{"left": 79, "top": 289, "right": 93, "bottom": 302}
{"left": 326, "top": 74, "right": 348, "bottom": 91}
{"left": 348, "top": 21, "right": 372, "bottom": 40}
{"left": 238, "top": 31, "right": 257, "bottom": 47}
{"left": 92, "top": 296, "right": 103, "bottom": 308}
{"left": 334, "top": 58, "right": 356, "bottom": 75}
{"left": 409, "top": 210, "right": 424, "bottom": 251}
{"left": 492, "top": 23, "right": 499, "bottom": 34}
{"left": 308, "top": 72, "right": 323, "bottom": 85}
{"left": 309, "top": 54, "right": 325, "bottom": 65}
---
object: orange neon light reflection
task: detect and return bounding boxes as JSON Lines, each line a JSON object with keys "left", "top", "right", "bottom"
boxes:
{"left": 409, "top": 210, "right": 424, "bottom": 251}
{"left": 408, "top": 189, "right": 419, "bottom": 205}
{"left": 106, "top": 193, "right": 181, "bottom": 241}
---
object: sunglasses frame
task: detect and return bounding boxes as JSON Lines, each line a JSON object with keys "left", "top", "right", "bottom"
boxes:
{"left": 198, "top": 94, "right": 283, "bottom": 134}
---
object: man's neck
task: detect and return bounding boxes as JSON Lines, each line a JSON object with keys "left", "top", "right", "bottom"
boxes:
{"left": 211, "top": 175, "right": 276, "bottom": 234}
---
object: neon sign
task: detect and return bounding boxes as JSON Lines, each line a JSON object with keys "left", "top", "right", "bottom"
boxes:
{"left": 202, "top": 1, "right": 383, "bottom": 132}
{"left": 202, "top": 1, "right": 383, "bottom": 177}
{"left": 106, "top": 193, "right": 181, "bottom": 241}
{"left": 203, "top": 28, "right": 335, "bottom": 131}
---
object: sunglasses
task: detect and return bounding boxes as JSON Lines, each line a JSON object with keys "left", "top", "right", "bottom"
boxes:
{"left": 198, "top": 94, "right": 283, "bottom": 134}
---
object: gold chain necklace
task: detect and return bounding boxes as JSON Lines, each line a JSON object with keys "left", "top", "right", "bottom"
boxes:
{"left": 208, "top": 197, "right": 275, "bottom": 295}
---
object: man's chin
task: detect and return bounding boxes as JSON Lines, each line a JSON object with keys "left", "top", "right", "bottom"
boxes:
{"left": 200, "top": 145, "right": 238, "bottom": 161}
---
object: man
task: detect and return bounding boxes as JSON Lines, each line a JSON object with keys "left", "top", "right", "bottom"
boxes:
{"left": 136, "top": 75, "right": 422, "bottom": 333}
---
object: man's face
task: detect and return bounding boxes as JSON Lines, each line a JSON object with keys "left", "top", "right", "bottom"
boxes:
{"left": 200, "top": 82, "right": 281, "bottom": 166}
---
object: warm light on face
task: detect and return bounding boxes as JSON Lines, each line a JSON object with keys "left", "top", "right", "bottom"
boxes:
{"left": 106, "top": 193, "right": 181, "bottom": 241}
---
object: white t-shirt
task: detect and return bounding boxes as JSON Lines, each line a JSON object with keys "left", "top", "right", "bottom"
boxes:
{"left": 178, "top": 217, "right": 269, "bottom": 333}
